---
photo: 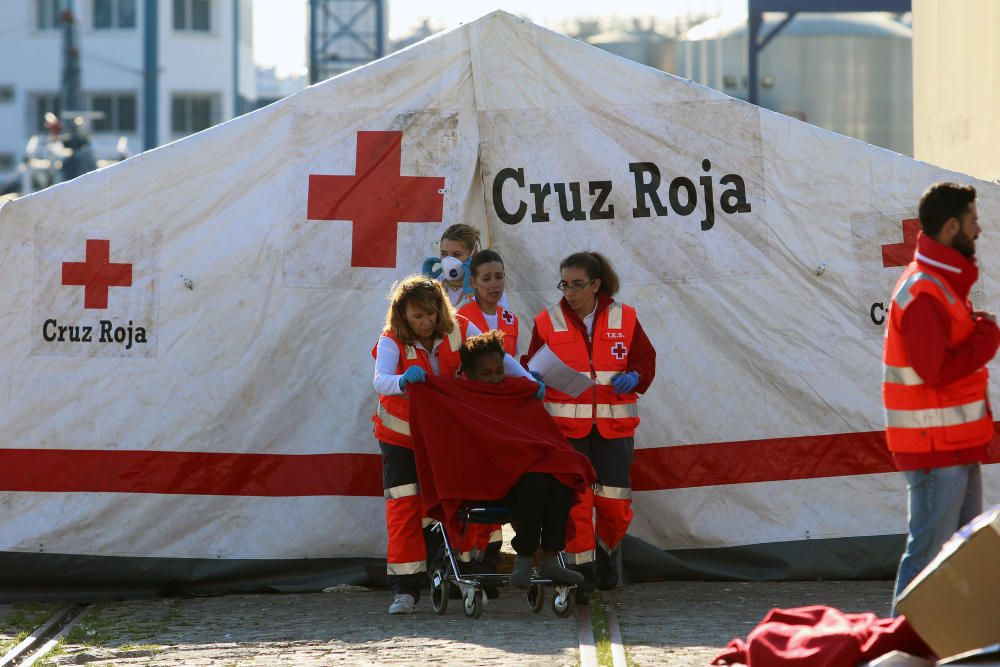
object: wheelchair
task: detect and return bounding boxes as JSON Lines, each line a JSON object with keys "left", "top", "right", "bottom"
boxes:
{"left": 428, "top": 505, "right": 577, "bottom": 620}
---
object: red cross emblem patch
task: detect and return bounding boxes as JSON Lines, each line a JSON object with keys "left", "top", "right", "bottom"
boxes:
{"left": 501, "top": 309, "right": 514, "bottom": 325}
{"left": 61, "top": 239, "right": 133, "bottom": 309}
{"left": 307, "top": 131, "right": 445, "bottom": 268}
{"left": 611, "top": 342, "right": 628, "bottom": 359}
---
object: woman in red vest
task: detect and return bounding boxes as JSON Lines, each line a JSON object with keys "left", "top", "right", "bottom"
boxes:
{"left": 456, "top": 249, "right": 520, "bottom": 585}
{"left": 373, "top": 274, "right": 537, "bottom": 615}
{"left": 524, "top": 252, "right": 656, "bottom": 601}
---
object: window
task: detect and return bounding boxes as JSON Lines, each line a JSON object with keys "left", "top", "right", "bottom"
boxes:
{"left": 171, "top": 94, "right": 218, "bottom": 134}
{"left": 173, "top": 0, "right": 211, "bottom": 32}
{"left": 36, "top": 0, "right": 62, "bottom": 30}
{"left": 31, "top": 93, "right": 61, "bottom": 132}
{"left": 0, "top": 86, "right": 14, "bottom": 104}
{"left": 88, "top": 93, "right": 137, "bottom": 132}
{"left": 93, "top": 0, "right": 136, "bottom": 29}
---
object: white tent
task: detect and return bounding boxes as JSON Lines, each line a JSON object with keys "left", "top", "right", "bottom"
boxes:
{"left": 1, "top": 11, "right": 997, "bottom": 594}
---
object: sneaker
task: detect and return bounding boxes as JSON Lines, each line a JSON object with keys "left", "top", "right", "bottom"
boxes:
{"left": 388, "top": 593, "right": 416, "bottom": 615}
{"left": 538, "top": 558, "right": 585, "bottom": 585}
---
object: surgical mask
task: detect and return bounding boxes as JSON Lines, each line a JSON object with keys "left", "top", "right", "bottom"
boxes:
{"left": 440, "top": 256, "right": 465, "bottom": 281}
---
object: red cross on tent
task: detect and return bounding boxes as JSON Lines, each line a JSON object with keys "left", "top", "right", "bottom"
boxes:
{"left": 881, "top": 218, "right": 920, "bottom": 268}
{"left": 611, "top": 342, "right": 628, "bottom": 360}
{"left": 61, "top": 239, "right": 133, "bottom": 309}
{"left": 307, "top": 131, "right": 445, "bottom": 268}
{"left": 501, "top": 309, "right": 514, "bottom": 325}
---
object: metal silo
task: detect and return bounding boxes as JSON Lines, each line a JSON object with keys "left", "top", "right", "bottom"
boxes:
{"left": 681, "top": 13, "right": 913, "bottom": 155}
{"left": 588, "top": 22, "right": 678, "bottom": 74}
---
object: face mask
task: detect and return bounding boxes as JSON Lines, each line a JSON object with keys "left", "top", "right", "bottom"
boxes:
{"left": 440, "top": 256, "right": 465, "bottom": 281}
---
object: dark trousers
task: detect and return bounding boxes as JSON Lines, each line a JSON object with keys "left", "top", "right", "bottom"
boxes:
{"left": 506, "top": 472, "right": 575, "bottom": 556}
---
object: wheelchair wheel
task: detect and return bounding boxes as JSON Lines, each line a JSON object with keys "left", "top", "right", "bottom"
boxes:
{"left": 463, "top": 588, "right": 484, "bottom": 619}
{"left": 430, "top": 570, "right": 449, "bottom": 615}
{"left": 526, "top": 584, "right": 544, "bottom": 613}
{"left": 552, "top": 588, "right": 576, "bottom": 618}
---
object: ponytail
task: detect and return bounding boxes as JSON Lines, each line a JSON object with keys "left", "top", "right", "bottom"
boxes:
{"left": 559, "top": 251, "right": 620, "bottom": 297}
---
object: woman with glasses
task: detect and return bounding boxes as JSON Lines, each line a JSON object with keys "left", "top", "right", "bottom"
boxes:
{"left": 523, "top": 251, "right": 656, "bottom": 602}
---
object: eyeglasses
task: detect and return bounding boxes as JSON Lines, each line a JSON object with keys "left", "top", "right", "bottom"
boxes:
{"left": 557, "top": 279, "right": 595, "bottom": 293}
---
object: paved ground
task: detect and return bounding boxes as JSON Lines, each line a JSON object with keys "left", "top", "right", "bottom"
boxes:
{"left": 0, "top": 580, "right": 895, "bottom": 666}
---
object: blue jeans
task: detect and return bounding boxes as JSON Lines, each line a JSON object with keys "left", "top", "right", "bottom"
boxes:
{"left": 892, "top": 464, "right": 982, "bottom": 612}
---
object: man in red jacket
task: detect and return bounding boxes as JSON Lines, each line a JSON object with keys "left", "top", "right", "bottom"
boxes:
{"left": 882, "top": 182, "right": 999, "bottom": 612}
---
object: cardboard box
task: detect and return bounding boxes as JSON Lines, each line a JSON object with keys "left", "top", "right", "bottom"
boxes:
{"left": 896, "top": 507, "right": 1000, "bottom": 659}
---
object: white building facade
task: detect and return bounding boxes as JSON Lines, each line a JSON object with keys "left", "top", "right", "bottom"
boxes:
{"left": 0, "top": 0, "right": 255, "bottom": 181}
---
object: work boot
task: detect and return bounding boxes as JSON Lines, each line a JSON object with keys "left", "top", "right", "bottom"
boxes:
{"left": 510, "top": 556, "right": 533, "bottom": 589}
{"left": 538, "top": 556, "right": 585, "bottom": 585}
{"left": 595, "top": 546, "right": 620, "bottom": 590}
{"left": 388, "top": 593, "right": 416, "bottom": 615}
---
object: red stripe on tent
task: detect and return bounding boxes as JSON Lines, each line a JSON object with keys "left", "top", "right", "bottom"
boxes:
{"left": 0, "top": 449, "right": 383, "bottom": 497}
{"left": 2, "top": 427, "right": 998, "bottom": 496}
{"left": 633, "top": 426, "right": 1000, "bottom": 492}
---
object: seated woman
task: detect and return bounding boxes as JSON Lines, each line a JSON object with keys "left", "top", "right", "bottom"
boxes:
{"left": 458, "top": 331, "right": 586, "bottom": 588}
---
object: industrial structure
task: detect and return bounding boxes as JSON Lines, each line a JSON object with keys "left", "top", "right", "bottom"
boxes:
{"left": 680, "top": 12, "right": 913, "bottom": 155}
{"left": 0, "top": 0, "right": 255, "bottom": 191}
{"left": 309, "top": 0, "right": 387, "bottom": 84}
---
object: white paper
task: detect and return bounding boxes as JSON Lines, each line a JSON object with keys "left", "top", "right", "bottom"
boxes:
{"left": 527, "top": 345, "right": 595, "bottom": 398}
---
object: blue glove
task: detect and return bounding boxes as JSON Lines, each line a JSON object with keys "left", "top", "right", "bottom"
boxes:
{"left": 461, "top": 258, "right": 474, "bottom": 294}
{"left": 399, "top": 366, "right": 426, "bottom": 390}
{"left": 610, "top": 371, "right": 639, "bottom": 394}
{"left": 529, "top": 370, "right": 544, "bottom": 382}
{"left": 534, "top": 379, "right": 546, "bottom": 400}
{"left": 421, "top": 256, "right": 442, "bottom": 279}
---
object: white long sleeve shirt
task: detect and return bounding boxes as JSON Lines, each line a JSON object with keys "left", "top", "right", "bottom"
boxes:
{"left": 373, "top": 322, "right": 532, "bottom": 396}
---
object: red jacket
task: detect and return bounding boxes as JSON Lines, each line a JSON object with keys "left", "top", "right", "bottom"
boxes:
{"left": 522, "top": 293, "right": 656, "bottom": 394}
{"left": 892, "top": 233, "right": 1000, "bottom": 470}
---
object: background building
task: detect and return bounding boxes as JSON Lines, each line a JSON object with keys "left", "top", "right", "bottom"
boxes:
{"left": 0, "top": 0, "right": 255, "bottom": 183}
{"left": 912, "top": 0, "right": 1000, "bottom": 182}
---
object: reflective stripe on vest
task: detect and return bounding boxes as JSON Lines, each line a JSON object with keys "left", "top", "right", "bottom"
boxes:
{"left": 386, "top": 560, "right": 426, "bottom": 575}
{"left": 883, "top": 364, "right": 924, "bottom": 386}
{"left": 543, "top": 402, "right": 639, "bottom": 420}
{"left": 377, "top": 403, "right": 411, "bottom": 436}
{"left": 885, "top": 400, "right": 987, "bottom": 430}
{"left": 547, "top": 304, "right": 568, "bottom": 332}
{"left": 892, "top": 271, "right": 956, "bottom": 309}
{"left": 384, "top": 483, "right": 419, "bottom": 500}
{"left": 607, "top": 302, "right": 623, "bottom": 329}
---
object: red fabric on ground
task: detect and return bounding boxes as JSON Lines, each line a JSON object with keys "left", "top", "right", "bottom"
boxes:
{"left": 711, "top": 606, "right": 933, "bottom": 666}
{"left": 407, "top": 375, "right": 595, "bottom": 531}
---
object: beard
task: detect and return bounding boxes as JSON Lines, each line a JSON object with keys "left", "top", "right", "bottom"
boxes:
{"left": 953, "top": 228, "right": 977, "bottom": 258}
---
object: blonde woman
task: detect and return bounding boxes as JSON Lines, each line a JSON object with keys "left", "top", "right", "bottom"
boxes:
{"left": 372, "top": 275, "right": 537, "bottom": 614}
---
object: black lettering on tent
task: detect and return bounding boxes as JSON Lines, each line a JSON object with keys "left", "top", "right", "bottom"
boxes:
{"left": 529, "top": 183, "right": 551, "bottom": 222}
{"left": 700, "top": 159, "right": 715, "bottom": 231}
{"left": 492, "top": 167, "right": 527, "bottom": 224}
{"left": 629, "top": 163, "right": 668, "bottom": 218}
{"left": 668, "top": 177, "right": 697, "bottom": 216}
{"left": 588, "top": 181, "right": 614, "bottom": 220}
{"left": 554, "top": 182, "right": 586, "bottom": 221}
{"left": 720, "top": 174, "right": 751, "bottom": 214}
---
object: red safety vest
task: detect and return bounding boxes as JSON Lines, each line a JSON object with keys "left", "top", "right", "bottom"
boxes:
{"left": 534, "top": 301, "right": 640, "bottom": 439}
{"left": 457, "top": 301, "right": 519, "bottom": 356}
{"left": 882, "top": 263, "right": 993, "bottom": 453}
{"left": 372, "top": 317, "right": 471, "bottom": 448}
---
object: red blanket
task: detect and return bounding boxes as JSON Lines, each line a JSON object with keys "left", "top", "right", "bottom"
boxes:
{"left": 712, "top": 606, "right": 933, "bottom": 667}
{"left": 407, "top": 375, "right": 595, "bottom": 529}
